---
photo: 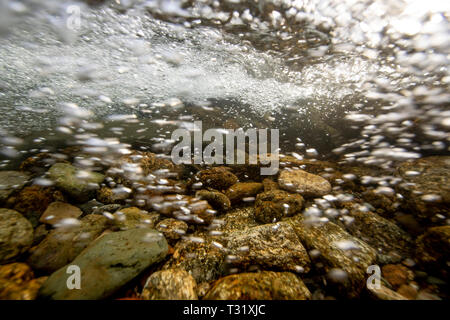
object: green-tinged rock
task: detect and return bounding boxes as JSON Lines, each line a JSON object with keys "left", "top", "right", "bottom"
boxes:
{"left": 0, "top": 209, "right": 33, "bottom": 264}
{"left": 28, "top": 215, "right": 111, "bottom": 274}
{"left": 0, "top": 171, "right": 30, "bottom": 203}
{"left": 48, "top": 163, "right": 104, "bottom": 202}
{"left": 204, "top": 271, "right": 311, "bottom": 300}
{"left": 141, "top": 269, "right": 197, "bottom": 300}
{"left": 113, "top": 207, "right": 159, "bottom": 230}
{"left": 38, "top": 228, "right": 168, "bottom": 300}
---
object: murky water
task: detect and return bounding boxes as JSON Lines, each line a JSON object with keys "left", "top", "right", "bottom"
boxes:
{"left": 0, "top": 0, "right": 448, "bottom": 301}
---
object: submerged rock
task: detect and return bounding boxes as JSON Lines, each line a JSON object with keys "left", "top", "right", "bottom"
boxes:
{"left": 39, "top": 228, "right": 168, "bottom": 300}
{"left": 163, "top": 237, "right": 227, "bottom": 283}
{"left": 195, "top": 189, "right": 231, "bottom": 212}
{"left": 343, "top": 206, "right": 413, "bottom": 264}
{"left": 204, "top": 271, "right": 311, "bottom": 300}
{"left": 39, "top": 202, "right": 83, "bottom": 225}
{"left": 113, "top": 207, "right": 158, "bottom": 230}
{"left": 155, "top": 195, "right": 215, "bottom": 225}
{"left": 254, "top": 190, "right": 304, "bottom": 224}
{"left": 0, "top": 209, "right": 33, "bottom": 264}
{"left": 225, "top": 182, "right": 263, "bottom": 203}
{"left": 415, "top": 226, "right": 450, "bottom": 280}
{"left": 396, "top": 156, "right": 450, "bottom": 223}
{"left": 156, "top": 218, "right": 188, "bottom": 244}
{"left": 194, "top": 167, "right": 238, "bottom": 191}
{"left": 223, "top": 222, "right": 311, "bottom": 273}
{"left": 286, "top": 216, "right": 376, "bottom": 298}
{"left": 28, "top": 215, "right": 111, "bottom": 274}
{"left": 96, "top": 186, "right": 129, "bottom": 204}
{"left": 368, "top": 284, "right": 409, "bottom": 300}
{"left": 278, "top": 169, "right": 332, "bottom": 198}
{"left": 48, "top": 163, "right": 104, "bottom": 202}
{"left": 10, "top": 185, "right": 64, "bottom": 227}
{"left": 0, "top": 263, "right": 47, "bottom": 300}
{"left": 381, "top": 264, "right": 413, "bottom": 290}
{"left": 0, "top": 171, "right": 30, "bottom": 203}
{"left": 141, "top": 269, "right": 197, "bottom": 300}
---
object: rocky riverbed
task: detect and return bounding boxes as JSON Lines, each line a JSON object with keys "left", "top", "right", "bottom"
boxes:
{"left": 0, "top": 149, "right": 448, "bottom": 300}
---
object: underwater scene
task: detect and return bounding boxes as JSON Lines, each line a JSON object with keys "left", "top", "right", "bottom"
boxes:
{"left": 0, "top": 0, "right": 449, "bottom": 301}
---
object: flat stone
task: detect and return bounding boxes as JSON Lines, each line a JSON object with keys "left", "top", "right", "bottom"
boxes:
{"left": 39, "top": 202, "right": 83, "bottom": 225}
{"left": 38, "top": 228, "right": 168, "bottom": 300}
{"left": 28, "top": 215, "right": 111, "bottom": 274}
{"left": 278, "top": 169, "right": 331, "bottom": 197}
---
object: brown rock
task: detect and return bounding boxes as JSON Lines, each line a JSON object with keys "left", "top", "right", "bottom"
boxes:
{"left": 153, "top": 195, "right": 215, "bottom": 225}
{"left": 195, "top": 167, "right": 238, "bottom": 191}
{"left": 278, "top": 169, "right": 332, "bottom": 197}
{"left": 156, "top": 218, "right": 188, "bottom": 243}
{"left": 39, "top": 202, "right": 83, "bottom": 225}
{"left": 397, "top": 284, "right": 418, "bottom": 300}
{"left": 368, "top": 284, "right": 408, "bottom": 300}
{"left": 415, "top": 226, "right": 450, "bottom": 279}
{"left": 11, "top": 185, "right": 64, "bottom": 226}
{"left": 254, "top": 190, "right": 304, "bottom": 224}
{"left": 0, "top": 263, "right": 47, "bottom": 300}
{"left": 225, "top": 182, "right": 263, "bottom": 203}
{"left": 204, "top": 271, "right": 311, "bottom": 300}
{"left": 141, "top": 269, "right": 197, "bottom": 300}
{"left": 195, "top": 190, "right": 231, "bottom": 212}
{"left": 223, "top": 222, "right": 311, "bottom": 273}
{"left": 262, "top": 178, "right": 279, "bottom": 191}
{"left": 382, "top": 264, "right": 412, "bottom": 289}
{"left": 0, "top": 209, "right": 33, "bottom": 264}
{"left": 163, "top": 237, "right": 226, "bottom": 283}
